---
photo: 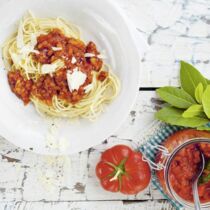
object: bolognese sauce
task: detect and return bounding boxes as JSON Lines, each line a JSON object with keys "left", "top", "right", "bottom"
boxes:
{"left": 7, "top": 29, "right": 107, "bottom": 105}
{"left": 8, "top": 71, "right": 33, "bottom": 104}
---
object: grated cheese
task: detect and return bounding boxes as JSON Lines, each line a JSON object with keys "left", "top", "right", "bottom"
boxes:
{"left": 19, "top": 46, "right": 39, "bottom": 55}
{"left": 11, "top": 53, "right": 22, "bottom": 66}
{"left": 84, "top": 53, "right": 106, "bottom": 59}
{"left": 30, "top": 33, "right": 38, "bottom": 48}
{"left": 41, "top": 60, "right": 64, "bottom": 74}
{"left": 16, "top": 21, "right": 24, "bottom": 49}
{"left": 66, "top": 67, "right": 87, "bottom": 92}
{"left": 41, "top": 63, "right": 58, "bottom": 74}
{"left": 52, "top": 46, "right": 62, "bottom": 51}
{"left": 71, "top": 56, "right": 77, "bottom": 64}
{"left": 84, "top": 53, "right": 95, "bottom": 58}
{"left": 13, "top": 31, "right": 39, "bottom": 67}
{"left": 84, "top": 84, "right": 93, "bottom": 93}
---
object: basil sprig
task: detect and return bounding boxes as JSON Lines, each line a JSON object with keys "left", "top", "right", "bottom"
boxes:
{"left": 155, "top": 61, "right": 210, "bottom": 130}
{"left": 199, "top": 160, "right": 210, "bottom": 184}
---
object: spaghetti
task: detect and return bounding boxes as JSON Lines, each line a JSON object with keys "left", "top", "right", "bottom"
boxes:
{"left": 2, "top": 12, "right": 120, "bottom": 120}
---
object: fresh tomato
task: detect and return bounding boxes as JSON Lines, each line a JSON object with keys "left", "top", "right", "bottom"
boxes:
{"left": 96, "top": 145, "right": 151, "bottom": 195}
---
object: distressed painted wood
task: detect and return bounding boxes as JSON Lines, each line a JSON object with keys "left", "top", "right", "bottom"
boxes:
{"left": 0, "top": 200, "right": 175, "bottom": 210}
{"left": 0, "top": 90, "right": 177, "bottom": 209}
{"left": 116, "top": 0, "right": 210, "bottom": 87}
{"left": 0, "top": 0, "right": 209, "bottom": 209}
{"left": 0, "top": 91, "right": 161, "bottom": 202}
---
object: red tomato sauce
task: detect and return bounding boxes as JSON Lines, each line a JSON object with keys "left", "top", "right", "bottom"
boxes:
{"left": 8, "top": 29, "right": 108, "bottom": 105}
{"left": 155, "top": 129, "right": 210, "bottom": 204}
{"left": 169, "top": 143, "right": 210, "bottom": 202}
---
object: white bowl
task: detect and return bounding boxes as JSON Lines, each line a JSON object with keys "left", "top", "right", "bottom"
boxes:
{"left": 0, "top": 0, "right": 142, "bottom": 155}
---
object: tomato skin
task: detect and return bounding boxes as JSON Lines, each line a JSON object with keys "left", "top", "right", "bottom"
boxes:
{"left": 96, "top": 145, "right": 151, "bottom": 195}
{"left": 121, "top": 152, "right": 151, "bottom": 194}
{"left": 100, "top": 177, "right": 119, "bottom": 192}
{"left": 96, "top": 161, "right": 114, "bottom": 179}
{"left": 101, "top": 145, "right": 133, "bottom": 165}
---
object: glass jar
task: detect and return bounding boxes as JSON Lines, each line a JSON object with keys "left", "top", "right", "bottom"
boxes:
{"left": 156, "top": 138, "right": 210, "bottom": 209}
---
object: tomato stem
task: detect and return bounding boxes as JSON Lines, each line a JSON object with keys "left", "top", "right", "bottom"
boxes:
{"left": 110, "top": 168, "right": 123, "bottom": 181}
{"left": 105, "top": 161, "right": 118, "bottom": 170}
{"left": 107, "top": 158, "right": 128, "bottom": 185}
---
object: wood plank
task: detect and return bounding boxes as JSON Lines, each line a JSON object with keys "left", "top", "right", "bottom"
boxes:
{"left": 0, "top": 91, "right": 166, "bottom": 202}
{"left": 1, "top": 0, "right": 206, "bottom": 209}
{"left": 0, "top": 200, "right": 176, "bottom": 210}
{"left": 115, "top": 0, "right": 210, "bottom": 87}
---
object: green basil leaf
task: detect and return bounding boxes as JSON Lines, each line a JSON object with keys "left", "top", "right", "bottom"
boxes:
{"left": 202, "top": 85, "right": 210, "bottom": 118}
{"left": 180, "top": 61, "right": 207, "bottom": 98}
{"left": 157, "top": 86, "right": 196, "bottom": 109}
{"left": 197, "top": 126, "right": 210, "bottom": 131}
{"left": 155, "top": 106, "right": 209, "bottom": 127}
{"left": 200, "top": 160, "right": 210, "bottom": 183}
{"left": 206, "top": 160, "right": 210, "bottom": 171}
{"left": 182, "top": 104, "right": 203, "bottom": 118}
{"left": 195, "top": 83, "right": 204, "bottom": 104}
{"left": 203, "top": 174, "right": 210, "bottom": 184}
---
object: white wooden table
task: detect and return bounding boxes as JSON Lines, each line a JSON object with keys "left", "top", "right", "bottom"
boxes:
{"left": 1, "top": 0, "right": 210, "bottom": 209}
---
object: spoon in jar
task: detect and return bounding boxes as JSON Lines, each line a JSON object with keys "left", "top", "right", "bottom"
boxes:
{"left": 192, "top": 152, "right": 205, "bottom": 210}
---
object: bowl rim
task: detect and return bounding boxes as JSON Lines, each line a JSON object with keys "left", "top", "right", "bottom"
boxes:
{"left": 164, "top": 137, "right": 210, "bottom": 209}
{"left": 0, "top": 0, "right": 143, "bottom": 155}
